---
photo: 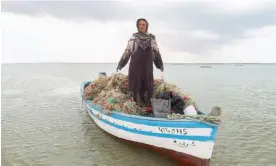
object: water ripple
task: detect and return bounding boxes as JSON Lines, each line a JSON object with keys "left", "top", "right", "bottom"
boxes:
{"left": 2, "top": 64, "right": 276, "bottom": 166}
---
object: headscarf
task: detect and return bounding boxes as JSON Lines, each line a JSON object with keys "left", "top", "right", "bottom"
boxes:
{"left": 136, "top": 18, "right": 149, "bottom": 33}
{"left": 133, "top": 18, "right": 155, "bottom": 40}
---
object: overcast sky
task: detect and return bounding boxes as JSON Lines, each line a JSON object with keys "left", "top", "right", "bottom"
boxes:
{"left": 2, "top": 0, "right": 276, "bottom": 63}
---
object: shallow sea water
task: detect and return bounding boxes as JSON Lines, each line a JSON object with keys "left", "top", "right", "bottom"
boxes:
{"left": 2, "top": 63, "right": 276, "bottom": 166}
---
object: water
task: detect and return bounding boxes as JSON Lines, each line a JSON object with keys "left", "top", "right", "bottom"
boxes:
{"left": 1, "top": 63, "right": 276, "bottom": 166}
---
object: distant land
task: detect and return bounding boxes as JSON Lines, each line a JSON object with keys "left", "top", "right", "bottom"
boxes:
{"left": 2, "top": 62, "right": 276, "bottom": 65}
{"left": 1, "top": 62, "right": 276, "bottom": 65}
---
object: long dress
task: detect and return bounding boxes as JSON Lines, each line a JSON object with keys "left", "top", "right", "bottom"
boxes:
{"left": 117, "top": 33, "right": 163, "bottom": 105}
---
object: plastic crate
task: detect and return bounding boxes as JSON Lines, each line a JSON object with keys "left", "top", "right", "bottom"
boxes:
{"left": 151, "top": 98, "right": 171, "bottom": 118}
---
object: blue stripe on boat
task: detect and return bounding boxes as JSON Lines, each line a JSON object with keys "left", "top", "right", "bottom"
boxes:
{"left": 81, "top": 81, "right": 218, "bottom": 141}
{"left": 86, "top": 101, "right": 215, "bottom": 129}
{"left": 84, "top": 102, "right": 218, "bottom": 142}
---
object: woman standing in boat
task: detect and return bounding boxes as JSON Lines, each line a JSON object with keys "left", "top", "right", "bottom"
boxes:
{"left": 116, "top": 18, "right": 164, "bottom": 105}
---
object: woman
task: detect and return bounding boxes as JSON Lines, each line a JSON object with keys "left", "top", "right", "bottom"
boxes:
{"left": 116, "top": 18, "right": 164, "bottom": 105}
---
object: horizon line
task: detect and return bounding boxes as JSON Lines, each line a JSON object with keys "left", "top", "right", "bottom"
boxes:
{"left": 1, "top": 62, "right": 276, "bottom": 65}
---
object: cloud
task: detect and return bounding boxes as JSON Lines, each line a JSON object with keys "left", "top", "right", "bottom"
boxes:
{"left": 209, "top": 26, "right": 276, "bottom": 63}
{"left": 1, "top": 1, "right": 276, "bottom": 63}
{"left": 1, "top": 12, "right": 206, "bottom": 63}
{"left": 206, "top": 1, "right": 274, "bottom": 14}
{"left": 2, "top": 1, "right": 276, "bottom": 54}
{"left": 1, "top": 1, "right": 138, "bottom": 21}
{"left": 1, "top": 13, "right": 134, "bottom": 63}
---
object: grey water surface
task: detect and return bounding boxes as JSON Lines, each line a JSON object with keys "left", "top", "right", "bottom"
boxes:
{"left": 2, "top": 63, "right": 276, "bottom": 166}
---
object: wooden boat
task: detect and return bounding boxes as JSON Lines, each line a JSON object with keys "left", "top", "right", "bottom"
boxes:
{"left": 80, "top": 81, "right": 220, "bottom": 166}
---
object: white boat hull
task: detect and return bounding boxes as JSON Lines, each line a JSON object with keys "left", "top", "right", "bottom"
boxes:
{"left": 81, "top": 81, "right": 219, "bottom": 166}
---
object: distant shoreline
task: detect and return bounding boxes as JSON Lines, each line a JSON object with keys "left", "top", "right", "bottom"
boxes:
{"left": 2, "top": 62, "right": 276, "bottom": 65}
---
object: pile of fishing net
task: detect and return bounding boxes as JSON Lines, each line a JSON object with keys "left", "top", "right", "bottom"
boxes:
{"left": 84, "top": 73, "right": 197, "bottom": 115}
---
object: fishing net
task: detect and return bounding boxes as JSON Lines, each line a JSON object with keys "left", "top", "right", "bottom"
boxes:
{"left": 84, "top": 73, "right": 198, "bottom": 115}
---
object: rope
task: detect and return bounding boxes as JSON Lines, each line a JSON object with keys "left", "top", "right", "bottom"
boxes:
{"left": 167, "top": 113, "right": 221, "bottom": 125}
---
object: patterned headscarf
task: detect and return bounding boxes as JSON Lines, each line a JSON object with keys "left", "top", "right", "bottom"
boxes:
{"left": 134, "top": 18, "right": 155, "bottom": 40}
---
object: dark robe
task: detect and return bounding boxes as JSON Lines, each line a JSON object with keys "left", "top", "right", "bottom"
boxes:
{"left": 117, "top": 33, "right": 163, "bottom": 105}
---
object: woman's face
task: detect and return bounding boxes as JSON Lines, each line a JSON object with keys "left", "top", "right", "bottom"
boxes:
{"left": 138, "top": 20, "right": 147, "bottom": 33}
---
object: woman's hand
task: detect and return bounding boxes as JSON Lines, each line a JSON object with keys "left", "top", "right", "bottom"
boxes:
{"left": 116, "top": 66, "right": 121, "bottom": 72}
